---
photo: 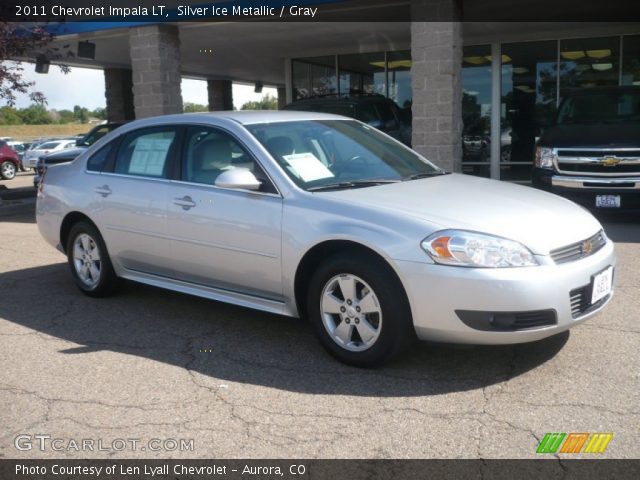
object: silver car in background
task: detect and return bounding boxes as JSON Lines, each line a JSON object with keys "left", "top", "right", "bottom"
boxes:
{"left": 36, "top": 111, "right": 616, "bottom": 366}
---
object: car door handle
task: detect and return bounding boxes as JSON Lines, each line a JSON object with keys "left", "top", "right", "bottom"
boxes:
{"left": 94, "top": 185, "right": 112, "bottom": 197}
{"left": 174, "top": 195, "right": 197, "bottom": 210}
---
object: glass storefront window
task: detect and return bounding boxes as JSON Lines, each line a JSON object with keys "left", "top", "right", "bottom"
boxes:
{"left": 501, "top": 40, "right": 558, "bottom": 182}
{"left": 387, "top": 50, "right": 412, "bottom": 119}
{"left": 338, "top": 52, "right": 385, "bottom": 96}
{"left": 560, "top": 37, "right": 620, "bottom": 95}
{"left": 622, "top": 35, "right": 640, "bottom": 86}
{"left": 292, "top": 56, "right": 337, "bottom": 100}
{"left": 462, "top": 45, "right": 492, "bottom": 178}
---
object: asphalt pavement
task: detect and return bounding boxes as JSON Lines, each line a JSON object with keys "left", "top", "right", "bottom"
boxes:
{"left": 0, "top": 180, "right": 638, "bottom": 459}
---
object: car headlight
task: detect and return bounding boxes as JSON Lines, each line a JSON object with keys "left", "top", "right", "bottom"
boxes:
{"left": 534, "top": 146, "right": 555, "bottom": 169}
{"left": 421, "top": 230, "right": 539, "bottom": 268}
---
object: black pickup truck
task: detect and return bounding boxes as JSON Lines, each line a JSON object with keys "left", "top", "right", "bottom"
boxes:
{"left": 532, "top": 86, "right": 640, "bottom": 210}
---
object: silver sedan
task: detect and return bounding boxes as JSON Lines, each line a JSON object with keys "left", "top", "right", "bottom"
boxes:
{"left": 36, "top": 111, "right": 615, "bottom": 366}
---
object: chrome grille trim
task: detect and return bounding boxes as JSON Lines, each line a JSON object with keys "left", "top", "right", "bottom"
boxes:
{"left": 550, "top": 230, "right": 607, "bottom": 265}
{"left": 554, "top": 147, "right": 640, "bottom": 176}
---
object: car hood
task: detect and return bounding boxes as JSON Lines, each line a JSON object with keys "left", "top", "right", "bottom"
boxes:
{"left": 322, "top": 174, "right": 602, "bottom": 254}
{"left": 539, "top": 123, "right": 640, "bottom": 148}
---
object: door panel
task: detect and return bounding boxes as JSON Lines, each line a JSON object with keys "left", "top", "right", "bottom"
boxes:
{"left": 98, "top": 175, "right": 171, "bottom": 276}
{"left": 166, "top": 125, "right": 283, "bottom": 299}
{"left": 94, "top": 126, "right": 178, "bottom": 276}
{"left": 167, "top": 184, "right": 283, "bottom": 299}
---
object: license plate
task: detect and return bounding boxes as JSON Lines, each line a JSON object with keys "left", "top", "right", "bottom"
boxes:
{"left": 596, "top": 195, "right": 620, "bottom": 208}
{"left": 591, "top": 266, "right": 613, "bottom": 304}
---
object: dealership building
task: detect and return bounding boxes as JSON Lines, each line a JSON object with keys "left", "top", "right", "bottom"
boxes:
{"left": 31, "top": 0, "right": 640, "bottom": 181}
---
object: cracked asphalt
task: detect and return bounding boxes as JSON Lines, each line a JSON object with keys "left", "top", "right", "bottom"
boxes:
{"left": 0, "top": 190, "right": 638, "bottom": 459}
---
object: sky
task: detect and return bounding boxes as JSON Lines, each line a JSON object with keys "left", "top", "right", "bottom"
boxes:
{"left": 10, "top": 63, "right": 277, "bottom": 111}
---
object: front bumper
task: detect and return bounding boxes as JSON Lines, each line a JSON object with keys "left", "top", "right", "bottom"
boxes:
{"left": 532, "top": 167, "right": 640, "bottom": 210}
{"left": 394, "top": 238, "right": 616, "bottom": 344}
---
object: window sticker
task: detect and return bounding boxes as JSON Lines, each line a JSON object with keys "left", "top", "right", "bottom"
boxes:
{"left": 128, "top": 137, "right": 173, "bottom": 176}
{"left": 283, "top": 152, "right": 334, "bottom": 182}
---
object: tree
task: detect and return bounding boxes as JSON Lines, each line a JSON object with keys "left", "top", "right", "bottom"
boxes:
{"left": 73, "top": 105, "right": 89, "bottom": 123}
{"left": 183, "top": 102, "right": 208, "bottom": 113}
{"left": 0, "top": 106, "right": 21, "bottom": 124}
{"left": 57, "top": 109, "right": 75, "bottom": 124}
{"left": 19, "top": 104, "right": 53, "bottom": 124}
{"left": 240, "top": 94, "right": 278, "bottom": 111}
{"left": 91, "top": 107, "right": 107, "bottom": 120}
{"left": 0, "top": 22, "right": 72, "bottom": 106}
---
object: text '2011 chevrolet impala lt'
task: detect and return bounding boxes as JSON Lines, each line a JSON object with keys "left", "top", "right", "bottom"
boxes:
{"left": 36, "top": 111, "right": 616, "bottom": 366}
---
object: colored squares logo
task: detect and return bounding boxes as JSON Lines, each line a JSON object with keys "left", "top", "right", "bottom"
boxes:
{"left": 537, "top": 433, "right": 613, "bottom": 454}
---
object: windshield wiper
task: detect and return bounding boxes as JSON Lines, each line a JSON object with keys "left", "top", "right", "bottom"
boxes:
{"left": 402, "top": 171, "right": 450, "bottom": 181}
{"left": 308, "top": 179, "right": 399, "bottom": 192}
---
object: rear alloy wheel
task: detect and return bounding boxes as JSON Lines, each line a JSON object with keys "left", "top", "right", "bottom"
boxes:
{"left": 0, "top": 161, "right": 16, "bottom": 180}
{"left": 66, "top": 222, "right": 119, "bottom": 297}
{"left": 307, "top": 252, "right": 413, "bottom": 367}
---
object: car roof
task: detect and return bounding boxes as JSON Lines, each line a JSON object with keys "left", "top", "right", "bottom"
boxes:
{"left": 128, "top": 110, "right": 351, "bottom": 127}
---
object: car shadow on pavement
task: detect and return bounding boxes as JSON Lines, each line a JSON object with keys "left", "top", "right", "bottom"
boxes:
{"left": 0, "top": 263, "right": 569, "bottom": 398}
{"left": 599, "top": 213, "right": 640, "bottom": 244}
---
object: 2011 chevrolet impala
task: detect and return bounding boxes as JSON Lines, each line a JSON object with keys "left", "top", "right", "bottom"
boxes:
{"left": 36, "top": 111, "right": 616, "bottom": 366}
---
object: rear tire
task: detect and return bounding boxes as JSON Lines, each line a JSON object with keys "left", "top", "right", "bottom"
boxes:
{"left": 307, "top": 252, "right": 414, "bottom": 367}
{"left": 66, "top": 222, "right": 120, "bottom": 297}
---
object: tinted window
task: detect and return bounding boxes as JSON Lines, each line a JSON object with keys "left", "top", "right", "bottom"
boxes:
{"left": 182, "top": 126, "right": 276, "bottom": 193}
{"left": 87, "top": 143, "right": 114, "bottom": 172}
{"left": 115, "top": 128, "right": 176, "bottom": 178}
{"left": 37, "top": 142, "right": 61, "bottom": 150}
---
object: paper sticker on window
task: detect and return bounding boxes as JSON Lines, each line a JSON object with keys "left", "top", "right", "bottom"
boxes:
{"left": 283, "top": 152, "right": 334, "bottom": 182}
{"left": 129, "top": 136, "right": 173, "bottom": 176}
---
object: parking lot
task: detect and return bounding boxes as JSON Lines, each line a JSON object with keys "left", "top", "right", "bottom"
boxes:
{"left": 0, "top": 175, "right": 638, "bottom": 459}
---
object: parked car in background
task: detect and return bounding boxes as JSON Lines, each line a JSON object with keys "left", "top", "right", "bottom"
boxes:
{"left": 22, "top": 139, "right": 77, "bottom": 171}
{"left": 6, "top": 141, "right": 29, "bottom": 171}
{"left": 37, "top": 111, "right": 616, "bottom": 366}
{"left": 533, "top": 85, "right": 640, "bottom": 210}
{"left": 0, "top": 140, "right": 20, "bottom": 180}
{"left": 76, "top": 122, "right": 126, "bottom": 147}
{"left": 33, "top": 147, "right": 86, "bottom": 187}
{"left": 283, "top": 94, "right": 412, "bottom": 146}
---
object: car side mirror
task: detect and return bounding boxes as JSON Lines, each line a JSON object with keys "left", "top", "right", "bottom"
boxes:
{"left": 214, "top": 168, "right": 261, "bottom": 191}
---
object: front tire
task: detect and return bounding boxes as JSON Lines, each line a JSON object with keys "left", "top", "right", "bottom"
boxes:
{"left": 307, "top": 252, "right": 414, "bottom": 367}
{"left": 66, "top": 222, "right": 119, "bottom": 297}
{"left": 1, "top": 161, "right": 16, "bottom": 180}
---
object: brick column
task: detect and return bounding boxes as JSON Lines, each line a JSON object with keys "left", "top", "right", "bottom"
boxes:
{"left": 411, "top": 1, "right": 462, "bottom": 172}
{"left": 207, "top": 79, "right": 233, "bottom": 111}
{"left": 104, "top": 68, "right": 135, "bottom": 122}
{"left": 277, "top": 87, "right": 287, "bottom": 109}
{"left": 129, "top": 25, "right": 183, "bottom": 119}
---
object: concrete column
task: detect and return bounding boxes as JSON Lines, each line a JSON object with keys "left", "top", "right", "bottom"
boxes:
{"left": 104, "top": 68, "right": 135, "bottom": 122}
{"left": 277, "top": 87, "right": 287, "bottom": 109}
{"left": 410, "top": 1, "right": 463, "bottom": 172}
{"left": 207, "top": 79, "right": 233, "bottom": 111}
{"left": 129, "top": 25, "right": 183, "bottom": 119}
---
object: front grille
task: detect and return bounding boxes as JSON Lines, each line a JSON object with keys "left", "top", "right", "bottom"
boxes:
{"left": 550, "top": 230, "right": 606, "bottom": 265}
{"left": 557, "top": 163, "right": 640, "bottom": 174}
{"left": 557, "top": 150, "right": 640, "bottom": 158}
{"left": 555, "top": 149, "right": 640, "bottom": 176}
{"left": 570, "top": 285, "right": 610, "bottom": 319}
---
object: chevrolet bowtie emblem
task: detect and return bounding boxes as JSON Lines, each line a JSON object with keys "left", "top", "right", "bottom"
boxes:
{"left": 600, "top": 156, "right": 620, "bottom": 167}
{"left": 581, "top": 240, "right": 594, "bottom": 255}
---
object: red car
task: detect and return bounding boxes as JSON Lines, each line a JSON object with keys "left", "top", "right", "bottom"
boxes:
{"left": 0, "top": 140, "right": 20, "bottom": 180}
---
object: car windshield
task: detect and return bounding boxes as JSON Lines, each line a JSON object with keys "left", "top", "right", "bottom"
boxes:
{"left": 557, "top": 90, "right": 640, "bottom": 125}
{"left": 245, "top": 120, "right": 442, "bottom": 191}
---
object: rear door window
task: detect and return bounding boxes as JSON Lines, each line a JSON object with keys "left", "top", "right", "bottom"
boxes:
{"left": 114, "top": 128, "right": 177, "bottom": 178}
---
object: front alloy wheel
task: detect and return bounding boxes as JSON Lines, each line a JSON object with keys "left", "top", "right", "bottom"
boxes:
{"left": 307, "top": 252, "right": 413, "bottom": 367}
{"left": 321, "top": 274, "right": 382, "bottom": 352}
{"left": 1, "top": 161, "right": 16, "bottom": 180}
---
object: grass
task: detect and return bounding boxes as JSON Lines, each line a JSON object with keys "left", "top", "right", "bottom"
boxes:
{"left": 0, "top": 124, "right": 93, "bottom": 141}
